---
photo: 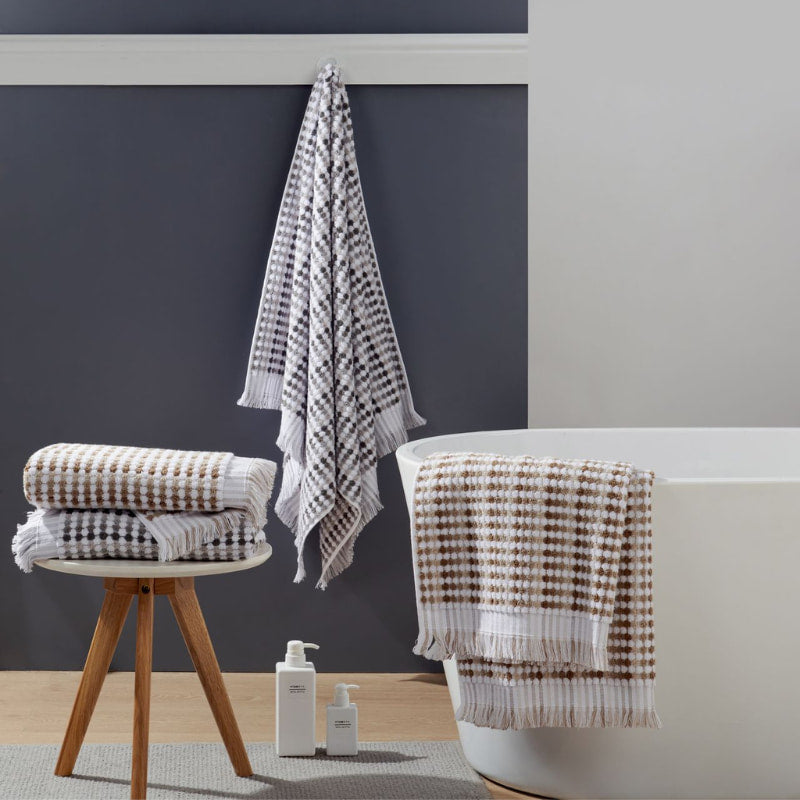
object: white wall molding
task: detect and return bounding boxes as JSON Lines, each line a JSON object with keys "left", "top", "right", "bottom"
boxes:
{"left": 0, "top": 33, "right": 528, "bottom": 85}
{"left": 527, "top": 0, "right": 535, "bottom": 426}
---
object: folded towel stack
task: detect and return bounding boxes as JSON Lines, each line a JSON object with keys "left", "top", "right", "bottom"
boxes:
{"left": 13, "top": 444, "right": 276, "bottom": 572}
{"left": 411, "top": 452, "right": 660, "bottom": 730}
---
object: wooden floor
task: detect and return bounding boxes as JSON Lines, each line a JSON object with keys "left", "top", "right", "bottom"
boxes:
{"left": 0, "top": 671, "right": 529, "bottom": 799}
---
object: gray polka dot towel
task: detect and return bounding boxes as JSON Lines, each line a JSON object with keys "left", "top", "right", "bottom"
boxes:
{"left": 238, "top": 64, "right": 424, "bottom": 588}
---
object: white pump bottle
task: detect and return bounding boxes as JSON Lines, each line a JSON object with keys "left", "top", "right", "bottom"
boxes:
{"left": 276, "top": 640, "right": 319, "bottom": 756}
{"left": 326, "top": 683, "right": 360, "bottom": 756}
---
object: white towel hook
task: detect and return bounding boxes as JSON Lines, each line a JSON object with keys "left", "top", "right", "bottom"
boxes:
{"left": 316, "top": 56, "right": 339, "bottom": 73}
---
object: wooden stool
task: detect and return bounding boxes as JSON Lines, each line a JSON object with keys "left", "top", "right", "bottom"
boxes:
{"left": 36, "top": 544, "right": 271, "bottom": 800}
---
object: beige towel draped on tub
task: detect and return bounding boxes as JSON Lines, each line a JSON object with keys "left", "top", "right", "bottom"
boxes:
{"left": 411, "top": 452, "right": 660, "bottom": 730}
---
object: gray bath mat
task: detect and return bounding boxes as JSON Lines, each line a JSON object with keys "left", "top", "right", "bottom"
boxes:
{"left": 0, "top": 741, "right": 490, "bottom": 799}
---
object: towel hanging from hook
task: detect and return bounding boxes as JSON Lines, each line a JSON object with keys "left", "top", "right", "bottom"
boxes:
{"left": 315, "top": 56, "right": 339, "bottom": 74}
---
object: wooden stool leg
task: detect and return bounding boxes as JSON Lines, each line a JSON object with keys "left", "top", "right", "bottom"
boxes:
{"left": 55, "top": 588, "right": 133, "bottom": 776}
{"left": 131, "top": 580, "right": 154, "bottom": 800}
{"left": 168, "top": 578, "right": 252, "bottom": 777}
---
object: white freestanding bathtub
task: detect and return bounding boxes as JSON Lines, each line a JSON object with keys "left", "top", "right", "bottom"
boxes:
{"left": 396, "top": 428, "right": 800, "bottom": 799}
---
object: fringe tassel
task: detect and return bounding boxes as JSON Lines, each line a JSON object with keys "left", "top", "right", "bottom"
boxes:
{"left": 138, "top": 508, "right": 245, "bottom": 563}
{"left": 413, "top": 628, "right": 609, "bottom": 671}
{"left": 412, "top": 632, "right": 449, "bottom": 662}
{"left": 316, "top": 481, "right": 384, "bottom": 589}
{"left": 374, "top": 401, "right": 426, "bottom": 460}
{"left": 242, "top": 459, "right": 276, "bottom": 533}
{"left": 315, "top": 542, "right": 355, "bottom": 590}
{"left": 457, "top": 701, "right": 662, "bottom": 731}
{"left": 12, "top": 509, "right": 56, "bottom": 572}
{"left": 454, "top": 674, "right": 663, "bottom": 731}
{"left": 237, "top": 370, "right": 284, "bottom": 411}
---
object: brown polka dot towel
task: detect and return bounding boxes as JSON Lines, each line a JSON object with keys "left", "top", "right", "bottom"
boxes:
{"left": 23, "top": 443, "right": 232, "bottom": 514}
{"left": 411, "top": 452, "right": 660, "bottom": 730}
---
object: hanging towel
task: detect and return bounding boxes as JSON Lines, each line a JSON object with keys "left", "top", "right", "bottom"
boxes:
{"left": 411, "top": 452, "right": 660, "bottom": 730}
{"left": 13, "top": 443, "right": 276, "bottom": 569}
{"left": 238, "top": 63, "right": 424, "bottom": 588}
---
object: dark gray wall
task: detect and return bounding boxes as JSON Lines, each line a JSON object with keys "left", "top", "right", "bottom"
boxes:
{"left": 0, "top": 2, "right": 526, "bottom": 34}
{"left": 0, "top": 8, "right": 526, "bottom": 673}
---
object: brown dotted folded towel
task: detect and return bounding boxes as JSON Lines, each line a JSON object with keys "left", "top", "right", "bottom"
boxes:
{"left": 411, "top": 452, "right": 660, "bottom": 730}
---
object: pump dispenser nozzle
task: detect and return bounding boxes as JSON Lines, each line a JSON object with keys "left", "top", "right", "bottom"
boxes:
{"left": 284, "top": 640, "right": 319, "bottom": 667}
{"left": 332, "top": 683, "right": 360, "bottom": 707}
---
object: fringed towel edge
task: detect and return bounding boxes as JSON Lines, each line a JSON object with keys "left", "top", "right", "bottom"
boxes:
{"left": 456, "top": 701, "right": 663, "bottom": 730}
{"left": 12, "top": 509, "right": 57, "bottom": 572}
{"left": 412, "top": 629, "right": 610, "bottom": 672}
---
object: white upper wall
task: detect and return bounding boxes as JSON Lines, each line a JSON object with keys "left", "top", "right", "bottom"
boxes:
{"left": 528, "top": 0, "right": 800, "bottom": 426}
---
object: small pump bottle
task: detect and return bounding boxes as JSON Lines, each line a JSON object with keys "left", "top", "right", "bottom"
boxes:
{"left": 326, "top": 683, "right": 359, "bottom": 756}
{"left": 276, "top": 640, "right": 319, "bottom": 757}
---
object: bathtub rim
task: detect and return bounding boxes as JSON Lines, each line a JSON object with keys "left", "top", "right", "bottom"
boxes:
{"left": 396, "top": 426, "right": 800, "bottom": 486}
{"left": 396, "top": 427, "right": 800, "bottom": 798}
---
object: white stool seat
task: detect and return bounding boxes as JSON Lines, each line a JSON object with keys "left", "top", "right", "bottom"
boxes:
{"left": 35, "top": 542, "right": 272, "bottom": 578}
